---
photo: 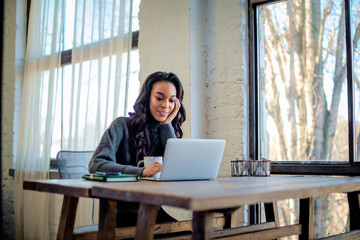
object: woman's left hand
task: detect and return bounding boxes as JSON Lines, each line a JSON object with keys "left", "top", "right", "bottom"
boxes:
{"left": 162, "top": 98, "right": 181, "bottom": 124}
{"left": 142, "top": 162, "right": 162, "bottom": 177}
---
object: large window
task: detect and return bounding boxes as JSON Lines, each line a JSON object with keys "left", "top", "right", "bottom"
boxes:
{"left": 249, "top": 0, "right": 360, "bottom": 238}
{"left": 250, "top": 0, "right": 360, "bottom": 173}
{"left": 46, "top": 0, "right": 141, "bottom": 158}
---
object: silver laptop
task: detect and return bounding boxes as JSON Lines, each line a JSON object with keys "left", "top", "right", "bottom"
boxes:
{"left": 143, "top": 138, "right": 226, "bottom": 181}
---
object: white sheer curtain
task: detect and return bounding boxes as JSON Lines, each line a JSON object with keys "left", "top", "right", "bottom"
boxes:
{"left": 14, "top": 0, "right": 133, "bottom": 239}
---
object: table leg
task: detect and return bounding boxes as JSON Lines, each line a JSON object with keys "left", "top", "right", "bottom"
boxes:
{"left": 98, "top": 199, "right": 117, "bottom": 240}
{"left": 134, "top": 203, "right": 158, "bottom": 240}
{"left": 347, "top": 191, "right": 360, "bottom": 231}
{"left": 299, "top": 197, "right": 314, "bottom": 240}
{"left": 57, "top": 195, "right": 79, "bottom": 240}
{"left": 192, "top": 211, "right": 214, "bottom": 240}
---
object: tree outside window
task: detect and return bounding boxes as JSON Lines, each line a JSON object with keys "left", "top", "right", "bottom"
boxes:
{"left": 251, "top": 0, "right": 360, "bottom": 238}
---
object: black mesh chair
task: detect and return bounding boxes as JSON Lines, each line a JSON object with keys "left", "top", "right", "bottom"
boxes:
{"left": 56, "top": 150, "right": 98, "bottom": 229}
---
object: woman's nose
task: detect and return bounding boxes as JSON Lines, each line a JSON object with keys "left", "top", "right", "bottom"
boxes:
{"left": 161, "top": 100, "right": 170, "bottom": 108}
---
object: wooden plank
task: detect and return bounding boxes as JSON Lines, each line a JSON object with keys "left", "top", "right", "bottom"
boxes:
{"left": 159, "top": 235, "right": 192, "bottom": 240}
{"left": 73, "top": 217, "right": 226, "bottom": 240}
{"left": 73, "top": 232, "right": 97, "bottom": 240}
{"left": 57, "top": 196, "right": 79, "bottom": 240}
{"left": 309, "top": 197, "right": 314, "bottom": 238}
{"left": 192, "top": 211, "right": 214, "bottom": 240}
{"left": 135, "top": 203, "right": 158, "bottom": 240}
{"left": 158, "top": 223, "right": 301, "bottom": 240}
{"left": 216, "top": 224, "right": 302, "bottom": 240}
{"left": 221, "top": 208, "right": 238, "bottom": 229}
{"left": 213, "top": 222, "right": 275, "bottom": 238}
{"left": 318, "top": 230, "right": 360, "bottom": 240}
{"left": 347, "top": 192, "right": 360, "bottom": 230}
{"left": 98, "top": 199, "right": 117, "bottom": 240}
{"left": 117, "top": 221, "right": 193, "bottom": 240}
{"left": 273, "top": 202, "right": 280, "bottom": 228}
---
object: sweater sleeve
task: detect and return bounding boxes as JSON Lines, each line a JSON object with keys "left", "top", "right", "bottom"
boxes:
{"left": 88, "top": 118, "right": 144, "bottom": 175}
{"left": 159, "top": 123, "right": 177, "bottom": 149}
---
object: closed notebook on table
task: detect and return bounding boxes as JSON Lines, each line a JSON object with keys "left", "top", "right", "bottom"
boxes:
{"left": 82, "top": 173, "right": 140, "bottom": 182}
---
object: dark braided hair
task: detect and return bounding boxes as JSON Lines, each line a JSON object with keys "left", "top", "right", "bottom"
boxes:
{"left": 128, "top": 71, "right": 186, "bottom": 162}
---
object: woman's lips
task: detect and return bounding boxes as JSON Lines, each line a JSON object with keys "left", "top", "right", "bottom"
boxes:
{"left": 158, "top": 111, "right": 168, "bottom": 117}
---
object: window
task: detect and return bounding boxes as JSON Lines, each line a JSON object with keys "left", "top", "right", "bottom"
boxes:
{"left": 249, "top": 0, "right": 360, "bottom": 173}
{"left": 249, "top": 0, "right": 360, "bottom": 238}
{"left": 44, "top": 0, "right": 141, "bottom": 158}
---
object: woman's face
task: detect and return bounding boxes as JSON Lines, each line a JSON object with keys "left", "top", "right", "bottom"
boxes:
{"left": 149, "top": 81, "right": 177, "bottom": 122}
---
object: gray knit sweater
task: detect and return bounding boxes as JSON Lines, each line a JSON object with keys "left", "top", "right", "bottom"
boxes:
{"left": 89, "top": 116, "right": 177, "bottom": 175}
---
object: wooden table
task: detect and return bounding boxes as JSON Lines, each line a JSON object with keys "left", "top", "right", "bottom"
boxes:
{"left": 23, "top": 179, "right": 105, "bottom": 240}
{"left": 91, "top": 176, "right": 360, "bottom": 240}
{"left": 24, "top": 176, "right": 360, "bottom": 240}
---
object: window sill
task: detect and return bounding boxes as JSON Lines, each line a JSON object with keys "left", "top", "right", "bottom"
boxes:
{"left": 271, "top": 161, "right": 360, "bottom": 176}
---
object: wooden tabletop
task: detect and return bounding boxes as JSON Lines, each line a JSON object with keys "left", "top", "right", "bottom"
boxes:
{"left": 23, "top": 176, "right": 360, "bottom": 211}
{"left": 23, "top": 178, "right": 105, "bottom": 198}
{"left": 90, "top": 176, "right": 360, "bottom": 211}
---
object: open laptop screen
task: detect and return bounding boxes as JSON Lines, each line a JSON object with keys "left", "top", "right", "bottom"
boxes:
{"left": 158, "top": 138, "right": 226, "bottom": 181}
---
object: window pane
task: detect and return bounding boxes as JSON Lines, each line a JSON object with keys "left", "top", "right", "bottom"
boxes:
{"left": 128, "top": 49, "right": 140, "bottom": 113}
{"left": 258, "top": 0, "right": 349, "bottom": 162}
{"left": 63, "top": 0, "right": 75, "bottom": 51}
{"left": 132, "top": 0, "right": 141, "bottom": 31}
{"left": 353, "top": 0, "right": 360, "bottom": 162}
{"left": 63, "top": 0, "right": 133, "bottom": 50}
{"left": 42, "top": 0, "right": 63, "bottom": 54}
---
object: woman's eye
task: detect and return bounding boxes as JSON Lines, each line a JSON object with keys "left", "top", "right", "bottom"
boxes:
{"left": 169, "top": 99, "right": 175, "bottom": 103}
{"left": 156, "top": 97, "right": 163, "bottom": 101}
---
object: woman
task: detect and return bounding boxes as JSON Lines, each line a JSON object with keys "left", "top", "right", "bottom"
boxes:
{"left": 89, "top": 71, "right": 186, "bottom": 227}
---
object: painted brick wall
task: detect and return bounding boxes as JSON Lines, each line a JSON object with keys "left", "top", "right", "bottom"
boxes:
{"left": 139, "top": 0, "right": 249, "bottom": 223}
{"left": 139, "top": 0, "right": 249, "bottom": 177}
{"left": 2, "top": 0, "right": 17, "bottom": 238}
{"left": 203, "top": 0, "right": 249, "bottom": 176}
{"left": 2, "top": 0, "right": 25, "bottom": 238}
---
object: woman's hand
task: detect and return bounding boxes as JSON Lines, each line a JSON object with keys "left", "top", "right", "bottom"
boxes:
{"left": 162, "top": 98, "right": 181, "bottom": 124}
{"left": 141, "top": 161, "right": 162, "bottom": 177}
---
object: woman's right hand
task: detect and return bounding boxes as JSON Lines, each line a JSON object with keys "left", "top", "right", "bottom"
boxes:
{"left": 141, "top": 161, "right": 162, "bottom": 177}
{"left": 161, "top": 98, "right": 181, "bottom": 124}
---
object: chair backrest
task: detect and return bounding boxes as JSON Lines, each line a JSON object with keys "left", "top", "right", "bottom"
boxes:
{"left": 56, "top": 150, "right": 94, "bottom": 179}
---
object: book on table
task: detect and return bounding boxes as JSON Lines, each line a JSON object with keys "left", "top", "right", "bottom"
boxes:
{"left": 82, "top": 172, "right": 140, "bottom": 182}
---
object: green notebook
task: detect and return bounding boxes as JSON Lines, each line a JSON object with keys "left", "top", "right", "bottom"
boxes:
{"left": 82, "top": 173, "right": 140, "bottom": 182}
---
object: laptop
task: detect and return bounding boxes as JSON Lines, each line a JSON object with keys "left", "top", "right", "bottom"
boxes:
{"left": 143, "top": 138, "right": 226, "bottom": 181}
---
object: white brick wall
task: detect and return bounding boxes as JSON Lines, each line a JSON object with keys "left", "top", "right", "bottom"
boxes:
{"left": 139, "top": 0, "right": 248, "bottom": 222}
{"left": 2, "top": 0, "right": 25, "bottom": 238}
{"left": 139, "top": 0, "right": 249, "bottom": 177}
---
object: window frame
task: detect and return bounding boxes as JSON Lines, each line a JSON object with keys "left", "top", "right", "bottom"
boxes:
{"left": 248, "top": 0, "right": 360, "bottom": 176}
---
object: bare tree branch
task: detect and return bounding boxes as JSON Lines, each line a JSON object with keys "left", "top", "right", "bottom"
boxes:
{"left": 324, "top": 2, "right": 347, "bottom": 159}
